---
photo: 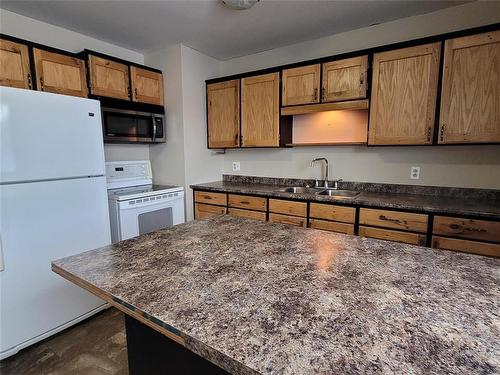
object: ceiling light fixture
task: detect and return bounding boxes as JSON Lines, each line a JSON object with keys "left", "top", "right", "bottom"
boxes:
{"left": 221, "top": 0, "right": 259, "bottom": 10}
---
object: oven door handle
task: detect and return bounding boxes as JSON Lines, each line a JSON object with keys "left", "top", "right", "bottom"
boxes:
{"left": 151, "top": 114, "right": 157, "bottom": 142}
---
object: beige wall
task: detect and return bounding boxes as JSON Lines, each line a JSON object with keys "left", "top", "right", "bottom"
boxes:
{"left": 0, "top": 9, "right": 150, "bottom": 162}
{"left": 220, "top": 2, "right": 500, "bottom": 189}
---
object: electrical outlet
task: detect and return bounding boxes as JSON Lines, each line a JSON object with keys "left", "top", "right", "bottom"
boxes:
{"left": 232, "top": 161, "right": 240, "bottom": 171}
{"left": 410, "top": 166, "right": 420, "bottom": 180}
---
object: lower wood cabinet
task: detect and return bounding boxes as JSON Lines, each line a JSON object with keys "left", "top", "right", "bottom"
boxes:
{"left": 228, "top": 208, "right": 266, "bottom": 221}
{"left": 228, "top": 194, "right": 267, "bottom": 211}
{"left": 194, "top": 203, "right": 226, "bottom": 220}
{"left": 269, "top": 213, "right": 306, "bottom": 227}
{"left": 433, "top": 216, "right": 500, "bottom": 243}
{"left": 33, "top": 48, "right": 88, "bottom": 97}
{"left": 359, "top": 208, "right": 428, "bottom": 233}
{"left": 194, "top": 191, "right": 227, "bottom": 206}
{"left": 432, "top": 236, "right": 500, "bottom": 258}
{"left": 309, "top": 203, "right": 355, "bottom": 223}
{"left": 359, "top": 226, "right": 426, "bottom": 246}
{"left": 309, "top": 219, "right": 354, "bottom": 235}
{"left": 269, "top": 199, "right": 307, "bottom": 217}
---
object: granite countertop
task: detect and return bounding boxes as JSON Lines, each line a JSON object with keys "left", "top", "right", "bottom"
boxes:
{"left": 190, "top": 180, "right": 500, "bottom": 219}
{"left": 53, "top": 216, "right": 500, "bottom": 375}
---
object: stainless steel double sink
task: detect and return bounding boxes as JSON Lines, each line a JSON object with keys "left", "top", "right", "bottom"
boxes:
{"left": 277, "top": 186, "right": 359, "bottom": 198}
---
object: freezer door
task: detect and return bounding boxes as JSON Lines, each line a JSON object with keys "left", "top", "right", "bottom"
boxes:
{"left": 0, "top": 176, "right": 111, "bottom": 357}
{"left": 0, "top": 87, "right": 105, "bottom": 183}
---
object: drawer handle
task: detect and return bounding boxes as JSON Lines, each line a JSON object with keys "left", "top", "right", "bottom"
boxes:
{"left": 449, "top": 224, "right": 487, "bottom": 233}
{"left": 379, "top": 215, "right": 402, "bottom": 224}
{"left": 240, "top": 201, "right": 250, "bottom": 205}
{"left": 203, "top": 196, "right": 212, "bottom": 200}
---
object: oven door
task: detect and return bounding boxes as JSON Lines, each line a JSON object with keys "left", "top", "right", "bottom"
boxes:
{"left": 115, "top": 192, "right": 185, "bottom": 242}
{"left": 102, "top": 108, "right": 164, "bottom": 143}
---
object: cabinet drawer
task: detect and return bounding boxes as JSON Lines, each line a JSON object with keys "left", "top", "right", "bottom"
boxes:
{"left": 228, "top": 208, "right": 266, "bottom": 221}
{"left": 309, "top": 219, "right": 354, "bottom": 235}
{"left": 228, "top": 194, "right": 267, "bottom": 211}
{"left": 359, "top": 208, "right": 428, "bottom": 233}
{"left": 269, "top": 213, "right": 306, "bottom": 227}
{"left": 194, "top": 191, "right": 227, "bottom": 206}
{"left": 432, "top": 236, "right": 500, "bottom": 258}
{"left": 309, "top": 203, "right": 355, "bottom": 223}
{"left": 359, "top": 226, "right": 426, "bottom": 246}
{"left": 195, "top": 203, "right": 226, "bottom": 220}
{"left": 433, "top": 216, "right": 500, "bottom": 244}
{"left": 269, "top": 199, "right": 307, "bottom": 217}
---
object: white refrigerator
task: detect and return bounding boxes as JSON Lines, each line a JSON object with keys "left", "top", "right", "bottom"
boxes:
{"left": 0, "top": 87, "right": 111, "bottom": 359}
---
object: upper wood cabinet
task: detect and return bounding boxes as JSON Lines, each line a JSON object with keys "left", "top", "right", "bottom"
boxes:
{"left": 130, "top": 66, "right": 164, "bottom": 106}
{"left": 369, "top": 43, "right": 441, "bottom": 145}
{"left": 241, "top": 72, "right": 280, "bottom": 147}
{"left": 88, "top": 55, "right": 130, "bottom": 100}
{"left": 322, "top": 55, "right": 368, "bottom": 102}
{"left": 439, "top": 30, "right": 500, "bottom": 144}
{"left": 0, "top": 39, "right": 32, "bottom": 89}
{"left": 282, "top": 64, "right": 320, "bottom": 106}
{"left": 33, "top": 48, "right": 87, "bottom": 98}
{"left": 207, "top": 80, "right": 240, "bottom": 148}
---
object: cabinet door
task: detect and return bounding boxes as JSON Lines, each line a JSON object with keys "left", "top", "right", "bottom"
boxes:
{"left": 88, "top": 55, "right": 130, "bottom": 100}
{"left": 369, "top": 43, "right": 440, "bottom": 145}
{"left": 282, "top": 64, "right": 320, "bottom": 106}
{"left": 33, "top": 49, "right": 87, "bottom": 98}
{"left": 241, "top": 72, "right": 280, "bottom": 147}
{"left": 130, "top": 66, "right": 164, "bottom": 106}
{"left": 439, "top": 31, "right": 500, "bottom": 144}
{"left": 207, "top": 80, "right": 240, "bottom": 148}
{"left": 0, "top": 39, "right": 32, "bottom": 89}
{"left": 322, "top": 56, "right": 367, "bottom": 102}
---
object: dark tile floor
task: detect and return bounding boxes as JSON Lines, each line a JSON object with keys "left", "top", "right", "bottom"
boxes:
{"left": 0, "top": 308, "right": 128, "bottom": 375}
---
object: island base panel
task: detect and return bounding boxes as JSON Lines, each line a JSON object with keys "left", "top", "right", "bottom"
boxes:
{"left": 125, "top": 315, "right": 230, "bottom": 375}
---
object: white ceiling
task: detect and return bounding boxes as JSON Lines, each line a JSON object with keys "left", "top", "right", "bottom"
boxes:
{"left": 1, "top": 0, "right": 468, "bottom": 60}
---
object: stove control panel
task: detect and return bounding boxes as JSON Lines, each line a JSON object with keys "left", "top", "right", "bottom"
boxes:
{"left": 105, "top": 160, "right": 153, "bottom": 189}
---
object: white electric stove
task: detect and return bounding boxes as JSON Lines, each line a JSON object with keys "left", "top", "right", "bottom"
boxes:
{"left": 106, "top": 160, "right": 185, "bottom": 243}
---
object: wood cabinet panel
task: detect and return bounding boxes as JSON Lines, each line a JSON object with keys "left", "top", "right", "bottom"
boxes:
{"left": 241, "top": 72, "right": 280, "bottom": 147}
{"left": 439, "top": 31, "right": 500, "bottom": 144}
{"left": 195, "top": 203, "right": 226, "bottom": 220}
{"left": 33, "top": 49, "right": 87, "bottom": 97}
{"left": 269, "top": 199, "right": 307, "bottom": 217}
{"left": 432, "top": 236, "right": 500, "bottom": 258}
{"left": 194, "top": 191, "right": 227, "bottom": 206}
{"left": 309, "top": 203, "right": 355, "bottom": 223}
{"left": 207, "top": 80, "right": 240, "bottom": 148}
{"left": 88, "top": 55, "right": 130, "bottom": 100}
{"left": 282, "top": 64, "right": 320, "bottom": 106}
{"left": 228, "top": 208, "right": 266, "bottom": 221}
{"left": 0, "top": 39, "right": 32, "bottom": 89}
{"left": 322, "top": 56, "right": 368, "bottom": 102}
{"left": 359, "top": 226, "right": 426, "bottom": 246}
{"left": 359, "top": 208, "right": 428, "bottom": 233}
{"left": 433, "top": 216, "right": 500, "bottom": 243}
{"left": 369, "top": 43, "right": 441, "bottom": 145}
{"left": 309, "top": 219, "right": 354, "bottom": 235}
{"left": 269, "top": 213, "right": 307, "bottom": 227}
{"left": 130, "top": 66, "right": 164, "bottom": 106}
{"left": 228, "top": 194, "right": 267, "bottom": 211}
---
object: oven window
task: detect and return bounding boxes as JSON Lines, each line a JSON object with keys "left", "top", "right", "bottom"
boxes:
{"left": 138, "top": 207, "right": 173, "bottom": 235}
{"left": 104, "top": 112, "right": 152, "bottom": 138}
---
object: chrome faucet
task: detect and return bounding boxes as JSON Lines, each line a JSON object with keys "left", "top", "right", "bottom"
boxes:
{"left": 311, "top": 157, "right": 329, "bottom": 188}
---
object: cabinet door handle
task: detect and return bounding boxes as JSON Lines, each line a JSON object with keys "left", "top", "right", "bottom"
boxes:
{"left": 134, "top": 88, "right": 138, "bottom": 100}
{"left": 440, "top": 124, "right": 446, "bottom": 142}
{"left": 427, "top": 127, "right": 432, "bottom": 142}
{"left": 39, "top": 76, "right": 44, "bottom": 91}
{"left": 313, "top": 88, "right": 318, "bottom": 101}
{"left": 359, "top": 72, "right": 364, "bottom": 86}
{"left": 27, "top": 73, "right": 33, "bottom": 89}
{"left": 321, "top": 87, "right": 325, "bottom": 101}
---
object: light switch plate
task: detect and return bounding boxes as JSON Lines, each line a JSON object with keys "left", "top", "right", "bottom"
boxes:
{"left": 232, "top": 161, "right": 241, "bottom": 171}
{"left": 410, "top": 166, "right": 420, "bottom": 180}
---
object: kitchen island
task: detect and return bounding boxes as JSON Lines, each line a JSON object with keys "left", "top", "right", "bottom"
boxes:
{"left": 52, "top": 216, "right": 500, "bottom": 374}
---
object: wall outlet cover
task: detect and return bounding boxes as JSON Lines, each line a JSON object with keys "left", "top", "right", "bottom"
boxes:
{"left": 232, "top": 161, "right": 241, "bottom": 171}
{"left": 410, "top": 166, "right": 421, "bottom": 180}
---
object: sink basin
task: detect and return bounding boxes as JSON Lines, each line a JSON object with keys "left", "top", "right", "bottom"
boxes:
{"left": 278, "top": 186, "right": 316, "bottom": 194}
{"left": 316, "top": 189, "right": 359, "bottom": 197}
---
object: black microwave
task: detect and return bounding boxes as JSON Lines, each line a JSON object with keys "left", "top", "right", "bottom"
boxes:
{"left": 101, "top": 107, "right": 165, "bottom": 144}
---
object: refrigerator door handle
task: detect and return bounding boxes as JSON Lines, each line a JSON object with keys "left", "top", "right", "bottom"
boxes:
{"left": 0, "top": 233, "right": 4, "bottom": 272}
